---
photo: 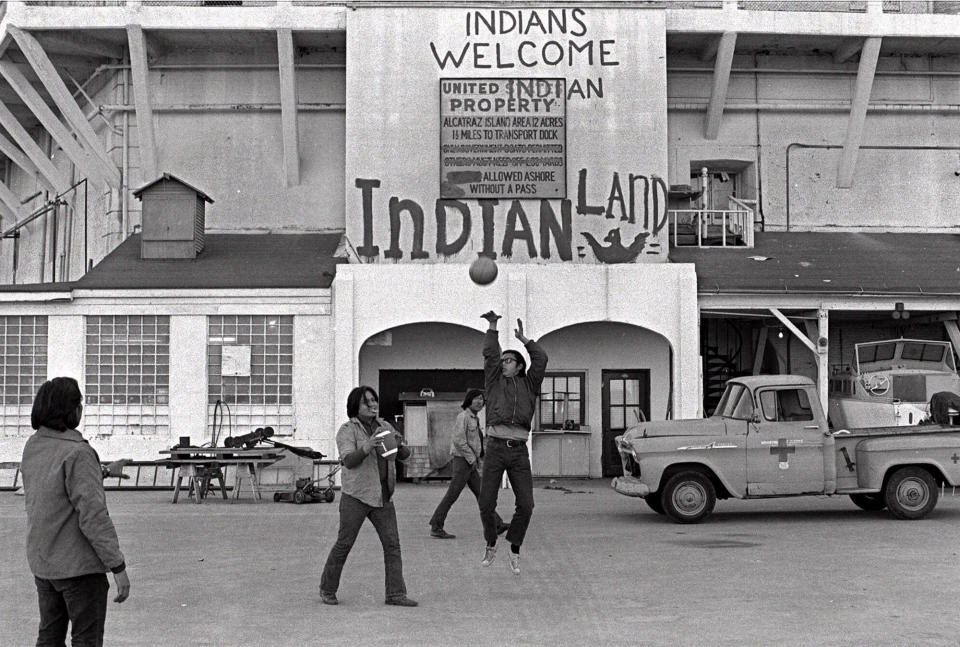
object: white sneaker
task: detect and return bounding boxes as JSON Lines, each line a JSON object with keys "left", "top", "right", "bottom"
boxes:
{"left": 481, "top": 545, "right": 497, "bottom": 567}
{"left": 509, "top": 552, "right": 520, "bottom": 575}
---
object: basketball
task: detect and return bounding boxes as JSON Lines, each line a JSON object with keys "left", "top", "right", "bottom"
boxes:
{"left": 469, "top": 256, "right": 498, "bottom": 286}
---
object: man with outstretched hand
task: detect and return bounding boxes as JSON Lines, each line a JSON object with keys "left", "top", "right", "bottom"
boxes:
{"left": 477, "top": 311, "right": 548, "bottom": 575}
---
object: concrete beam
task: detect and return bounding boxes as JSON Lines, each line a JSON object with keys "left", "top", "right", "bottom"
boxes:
{"left": 0, "top": 59, "right": 119, "bottom": 189}
{"left": 0, "top": 102, "right": 69, "bottom": 194}
{"left": 837, "top": 36, "right": 881, "bottom": 189}
{"left": 0, "top": 129, "right": 58, "bottom": 194}
{"left": 833, "top": 38, "right": 864, "bottom": 65}
{"left": 277, "top": 27, "right": 299, "bottom": 188}
{"left": 33, "top": 31, "right": 122, "bottom": 59}
{"left": 8, "top": 27, "right": 121, "bottom": 187}
{"left": 704, "top": 31, "right": 736, "bottom": 141}
{"left": 0, "top": 179, "right": 29, "bottom": 225}
{"left": 126, "top": 25, "right": 158, "bottom": 180}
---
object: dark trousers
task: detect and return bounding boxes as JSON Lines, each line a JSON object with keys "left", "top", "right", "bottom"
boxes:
{"left": 34, "top": 572, "right": 109, "bottom": 647}
{"left": 320, "top": 493, "right": 406, "bottom": 600}
{"left": 429, "top": 456, "right": 504, "bottom": 531}
{"left": 478, "top": 438, "right": 535, "bottom": 547}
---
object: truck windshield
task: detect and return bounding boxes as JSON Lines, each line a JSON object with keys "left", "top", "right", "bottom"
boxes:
{"left": 714, "top": 383, "right": 754, "bottom": 419}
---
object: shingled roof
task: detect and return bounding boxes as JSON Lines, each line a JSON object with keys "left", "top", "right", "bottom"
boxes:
{"left": 669, "top": 232, "right": 960, "bottom": 296}
{"left": 73, "top": 233, "right": 344, "bottom": 290}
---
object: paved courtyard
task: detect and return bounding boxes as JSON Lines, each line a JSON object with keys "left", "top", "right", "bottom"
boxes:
{"left": 3, "top": 478, "right": 960, "bottom": 646}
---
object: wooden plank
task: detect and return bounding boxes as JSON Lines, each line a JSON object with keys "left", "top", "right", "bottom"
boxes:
{"left": 126, "top": 25, "right": 158, "bottom": 181}
{"left": 0, "top": 59, "right": 116, "bottom": 189}
{"left": 0, "top": 129, "right": 58, "bottom": 193}
{"left": 277, "top": 28, "right": 299, "bottom": 187}
{"left": 752, "top": 326, "right": 768, "bottom": 376}
{"left": 769, "top": 308, "right": 816, "bottom": 353}
{"left": 0, "top": 101, "right": 70, "bottom": 194}
{"left": 704, "top": 31, "right": 736, "bottom": 141}
{"left": 8, "top": 26, "right": 121, "bottom": 188}
{"left": 837, "top": 36, "right": 881, "bottom": 189}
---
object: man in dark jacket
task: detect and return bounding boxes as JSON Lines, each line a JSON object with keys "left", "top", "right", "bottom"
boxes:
{"left": 477, "top": 311, "right": 548, "bottom": 575}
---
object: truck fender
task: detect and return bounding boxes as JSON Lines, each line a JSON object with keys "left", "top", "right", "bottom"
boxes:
{"left": 856, "top": 435, "right": 960, "bottom": 488}
{"left": 646, "top": 459, "right": 744, "bottom": 500}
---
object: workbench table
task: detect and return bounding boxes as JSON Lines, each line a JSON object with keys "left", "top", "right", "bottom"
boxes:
{"left": 158, "top": 448, "right": 284, "bottom": 503}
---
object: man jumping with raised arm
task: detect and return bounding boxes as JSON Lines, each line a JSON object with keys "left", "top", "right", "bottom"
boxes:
{"left": 477, "top": 311, "right": 548, "bottom": 575}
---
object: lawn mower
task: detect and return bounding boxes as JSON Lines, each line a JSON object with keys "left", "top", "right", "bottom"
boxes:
{"left": 273, "top": 475, "right": 338, "bottom": 504}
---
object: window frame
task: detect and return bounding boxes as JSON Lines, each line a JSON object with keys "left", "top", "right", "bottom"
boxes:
{"left": 538, "top": 371, "right": 586, "bottom": 430}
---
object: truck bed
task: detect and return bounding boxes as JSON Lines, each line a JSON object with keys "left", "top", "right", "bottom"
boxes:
{"left": 835, "top": 423, "right": 956, "bottom": 438}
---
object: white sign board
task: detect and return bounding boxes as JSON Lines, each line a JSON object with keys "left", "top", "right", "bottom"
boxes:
{"left": 222, "top": 345, "right": 251, "bottom": 377}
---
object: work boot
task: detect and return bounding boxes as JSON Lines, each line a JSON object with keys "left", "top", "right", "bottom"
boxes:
{"left": 481, "top": 545, "right": 497, "bottom": 567}
{"left": 430, "top": 528, "right": 456, "bottom": 539}
{"left": 385, "top": 596, "right": 418, "bottom": 607}
{"left": 509, "top": 553, "right": 521, "bottom": 576}
{"left": 320, "top": 590, "right": 339, "bottom": 605}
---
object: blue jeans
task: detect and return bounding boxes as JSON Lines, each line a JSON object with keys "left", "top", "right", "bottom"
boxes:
{"left": 34, "top": 572, "right": 109, "bottom": 647}
{"left": 478, "top": 438, "right": 535, "bottom": 547}
{"left": 429, "top": 456, "right": 504, "bottom": 531}
{"left": 320, "top": 493, "right": 406, "bottom": 600}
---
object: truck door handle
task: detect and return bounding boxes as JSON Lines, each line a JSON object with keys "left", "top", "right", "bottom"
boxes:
{"left": 803, "top": 425, "right": 819, "bottom": 429}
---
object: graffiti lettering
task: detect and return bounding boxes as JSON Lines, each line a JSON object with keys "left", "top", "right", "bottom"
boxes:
{"left": 355, "top": 169, "right": 664, "bottom": 263}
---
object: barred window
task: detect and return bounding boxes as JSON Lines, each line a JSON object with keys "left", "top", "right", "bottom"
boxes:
{"left": 0, "top": 316, "right": 47, "bottom": 436}
{"left": 538, "top": 372, "right": 585, "bottom": 429}
{"left": 84, "top": 315, "right": 170, "bottom": 435}
{"left": 207, "top": 315, "right": 295, "bottom": 436}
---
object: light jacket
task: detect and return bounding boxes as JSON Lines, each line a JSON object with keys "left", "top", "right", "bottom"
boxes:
{"left": 450, "top": 408, "right": 482, "bottom": 465}
{"left": 483, "top": 330, "right": 548, "bottom": 430}
{"left": 336, "top": 417, "right": 410, "bottom": 507}
{"left": 22, "top": 427, "right": 125, "bottom": 580}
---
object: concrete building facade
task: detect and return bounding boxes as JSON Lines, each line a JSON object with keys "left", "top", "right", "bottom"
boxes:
{"left": 0, "top": 1, "right": 957, "bottom": 480}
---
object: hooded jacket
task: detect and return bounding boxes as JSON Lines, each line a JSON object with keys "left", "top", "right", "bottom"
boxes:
{"left": 483, "top": 329, "right": 548, "bottom": 430}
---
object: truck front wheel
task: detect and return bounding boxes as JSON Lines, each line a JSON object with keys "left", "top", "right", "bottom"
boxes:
{"left": 849, "top": 493, "right": 886, "bottom": 511}
{"left": 884, "top": 467, "right": 938, "bottom": 520}
{"left": 662, "top": 471, "right": 716, "bottom": 524}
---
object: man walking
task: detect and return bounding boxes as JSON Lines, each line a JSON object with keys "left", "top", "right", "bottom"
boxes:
{"left": 477, "top": 311, "right": 548, "bottom": 575}
{"left": 428, "top": 389, "right": 507, "bottom": 539}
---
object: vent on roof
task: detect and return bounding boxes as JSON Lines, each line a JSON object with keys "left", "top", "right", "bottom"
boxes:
{"left": 132, "top": 173, "right": 214, "bottom": 260}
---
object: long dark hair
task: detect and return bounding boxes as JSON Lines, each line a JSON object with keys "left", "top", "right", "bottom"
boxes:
{"left": 346, "top": 385, "right": 379, "bottom": 419}
{"left": 31, "top": 377, "right": 83, "bottom": 431}
{"left": 461, "top": 388, "right": 484, "bottom": 409}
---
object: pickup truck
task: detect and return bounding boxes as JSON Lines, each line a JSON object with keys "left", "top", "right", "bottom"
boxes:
{"left": 611, "top": 375, "right": 960, "bottom": 523}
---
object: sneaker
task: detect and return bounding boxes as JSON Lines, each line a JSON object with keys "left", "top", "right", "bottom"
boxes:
{"left": 385, "top": 596, "right": 418, "bottom": 607}
{"left": 320, "top": 591, "right": 339, "bottom": 605}
{"left": 496, "top": 522, "right": 510, "bottom": 536}
{"left": 481, "top": 545, "right": 497, "bottom": 567}
{"left": 430, "top": 528, "right": 456, "bottom": 539}
{"left": 509, "top": 553, "right": 521, "bottom": 575}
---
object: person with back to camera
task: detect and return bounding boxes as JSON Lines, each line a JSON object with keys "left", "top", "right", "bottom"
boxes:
{"left": 477, "top": 311, "right": 548, "bottom": 575}
{"left": 21, "top": 377, "right": 130, "bottom": 647}
{"left": 319, "top": 385, "right": 418, "bottom": 607}
{"left": 428, "top": 388, "right": 508, "bottom": 539}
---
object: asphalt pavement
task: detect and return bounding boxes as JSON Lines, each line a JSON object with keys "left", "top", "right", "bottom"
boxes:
{"left": 2, "top": 478, "right": 960, "bottom": 646}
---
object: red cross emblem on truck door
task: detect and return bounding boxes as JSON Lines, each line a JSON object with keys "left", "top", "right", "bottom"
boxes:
{"left": 770, "top": 438, "right": 796, "bottom": 470}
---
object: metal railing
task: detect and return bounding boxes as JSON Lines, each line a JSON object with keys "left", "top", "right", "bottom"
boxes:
{"left": 668, "top": 207, "right": 754, "bottom": 248}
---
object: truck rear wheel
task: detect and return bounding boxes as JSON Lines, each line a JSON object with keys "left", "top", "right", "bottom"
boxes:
{"left": 849, "top": 493, "right": 886, "bottom": 511}
{"left": 644, "top": 494, "right": 665, "bottom": 515}
{"left": 662, "top": 471, "right": 716, "bottom": 524}
{"left": 884, "top": 467, "right": 938, "bottom": 520}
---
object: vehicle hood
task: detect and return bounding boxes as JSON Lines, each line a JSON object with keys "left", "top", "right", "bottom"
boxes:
{"left": 619, "top": 417, "right": 727, "bottom": 442}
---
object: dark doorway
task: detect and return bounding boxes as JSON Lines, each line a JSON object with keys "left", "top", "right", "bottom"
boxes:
{"left": 601, "top": 370, "right": 651, "bottom": 477}
{"left": 378, "top": 369, "right": 484, "bottom": 424}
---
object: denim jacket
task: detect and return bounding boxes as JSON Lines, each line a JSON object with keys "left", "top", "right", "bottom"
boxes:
{"left": 22, "top": 427, "right": 125, "bottom": 579}
{"left": 336, "top": 417, "right": 410, "bottom": 507}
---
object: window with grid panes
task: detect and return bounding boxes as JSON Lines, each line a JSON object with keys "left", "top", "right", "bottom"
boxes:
{"left": 84, "top": 315, "right": 170, "bottom": 436}
{"left": 207, "top": 315, "right": 295, "bottom": 437}
{"left": 538, "top": 372, "right": 585, "bottom": 429}
{"left": 0, "top": 316, "right": 47, "bottom": 437}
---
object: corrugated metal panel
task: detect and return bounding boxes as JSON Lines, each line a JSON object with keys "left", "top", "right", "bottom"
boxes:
{"left": 195, "top": 196, "right": 205, "bottom": 254}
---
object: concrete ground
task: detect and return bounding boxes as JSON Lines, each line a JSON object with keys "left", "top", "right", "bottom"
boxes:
{"left": 3, "top": 479, "right": 960, "bottom": 647}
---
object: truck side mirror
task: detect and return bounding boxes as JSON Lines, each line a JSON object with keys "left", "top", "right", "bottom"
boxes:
{"left": 750, "top": 412, "right": 762, "bottom": 424}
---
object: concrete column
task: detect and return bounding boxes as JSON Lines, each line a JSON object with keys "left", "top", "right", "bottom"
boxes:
{"left": 294, "top": 315, "right": 335, "bottom": 456}
{"left": 333, "top": 270, "right": 356, "bottom": 459}
{"left": 168, "top": 315, "right": 207, "bottom": 445}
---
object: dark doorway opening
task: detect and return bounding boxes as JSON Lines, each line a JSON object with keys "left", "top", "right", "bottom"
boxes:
{"left": 601, "top": 370, "right": 651, "bottom": 477}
